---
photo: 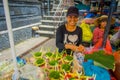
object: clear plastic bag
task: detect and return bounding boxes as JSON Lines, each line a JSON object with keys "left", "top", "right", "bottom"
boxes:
{"left": 72, "top": 52, "right": 84, "bottom": 74}
{"left": 110, "top": 30, "right": 120, "bottom": 46}
{"left": 19, "top": 64, "right": 46, "bottom": 80}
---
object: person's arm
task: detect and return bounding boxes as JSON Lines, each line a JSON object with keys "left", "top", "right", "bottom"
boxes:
{"left": 77, "top": 27, "right": 82, "bottom": 45}
{"left": 77, "top": 27, "right": 85, "bottom": 52}
{"left": 93, "top": 28, "right": 99, "bottom": 45}
{"left": 56, "top": 26, "right": 65, "bottom": 50}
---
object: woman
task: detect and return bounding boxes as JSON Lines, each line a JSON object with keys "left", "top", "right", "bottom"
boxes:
{"left": 92, "top": 15, "right": 115, "bottom": 53}
{"left": 56, "top": 6, "right": 84, "bottom": 54}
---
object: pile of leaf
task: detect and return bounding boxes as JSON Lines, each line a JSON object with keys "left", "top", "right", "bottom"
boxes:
{"left": 84, "top": 50, "right": 115, "bottom": 70}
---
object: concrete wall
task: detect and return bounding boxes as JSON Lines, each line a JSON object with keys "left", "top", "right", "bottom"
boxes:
{"left": 0, "top": 0, "right": 41, "bottom": 51}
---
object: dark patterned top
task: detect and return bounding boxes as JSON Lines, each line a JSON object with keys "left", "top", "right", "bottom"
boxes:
{"left": 56, "top": 24, "right": 82, "bottom": 54}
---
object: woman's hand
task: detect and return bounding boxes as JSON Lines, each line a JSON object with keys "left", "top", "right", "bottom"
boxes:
{"left": 77, "top": 45, "right": 85, "bottom": 52}
{"left": 65, "top": 44, "right": 85, "bottom": 52}
{"left": 65, "top": 44, "right": 77, "bottom": 50}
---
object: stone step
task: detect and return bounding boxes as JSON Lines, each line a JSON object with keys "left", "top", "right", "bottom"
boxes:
{"left": 41, "top": 20, "right": 63, "bottom": 23}
{"left": 42, "top": 15, "right": 65, "bottom": 20}
{"left": 43, "top": 11, "right": 66, "bottom": 16}
{"left": 35, "top": 30, "right": 55, "bottom": 37}
{"left": 39, "top": 25, "right": 58, "bottom": 31}
{"left": 50, "top": 10, "right": 67, "bottom": 13}
{"left": 35, "top": 1, "right": 66, "bottom": 38}
{"left": 43, "top": 15, "right": 65, "bottom": 18}
{"left": 39, "top": 25, "right": 55, "bottom": 28}
{"left": 49, "top": 11, "right": 63, "bottom": 13}
{"left": 46, "top": 11, "right": 65, "bottom": 16}
{"left": 49, "top": 11, "right": 66, "bottom": 17}
{"left": 36, "top": 30, "right": 54, "bottom": 35}
{"left": 41, "top": 20, "right": 64, "bottom": 26}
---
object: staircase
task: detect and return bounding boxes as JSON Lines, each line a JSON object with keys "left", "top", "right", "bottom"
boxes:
{"left": 35, "top": 0, "right": 68, "bottom": 38}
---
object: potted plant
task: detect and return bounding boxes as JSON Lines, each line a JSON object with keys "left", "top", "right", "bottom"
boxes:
{"left": 35, "top": 58, "right": 45, "bottom": 67}
{"left": 49, "top": 60, "right": 58, "bottom": 66}
{"left": 62, "top": 64, "right": 71, "bottom": 72}
{"left": 49, "top": 70, "right": 61, "bottom": 80}
{"left": 57, "top": 53, "right": 63, "bottom": 60}
{"left": 64, "top": 55, "right": 73, "bottom": 63}
{"left": 48, "top": 60, "right": 58, "bottom": 70}
{"left": 45, "top": 52, "right": 53, "bottom": 59}
{"left": 33, "top": 52, "right": 42, "bottom": 59}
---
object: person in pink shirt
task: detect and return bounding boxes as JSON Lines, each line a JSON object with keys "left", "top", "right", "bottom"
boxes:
{"left": 93, "top": 15, "right": 115, "bottom": 44}
{"left": 92, "top": 15, "right": 115, "bottom": 53}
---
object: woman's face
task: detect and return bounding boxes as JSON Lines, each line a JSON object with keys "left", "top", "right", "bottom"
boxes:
{"left": 66, "top": 15, "right": 78, "bottom": 26}
{"left": 100, "top": 21, "right": 107, "bottom": 29}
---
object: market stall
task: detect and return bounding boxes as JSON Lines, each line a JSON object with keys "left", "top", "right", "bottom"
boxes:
{"left": 23, "top": 50, "right": 95, "bottom": 80}
{"left": 16, "top": 47, "right": 120, "bottom": 80}
{"left": 0, "top": 0, "right": 120, "bottom": 80}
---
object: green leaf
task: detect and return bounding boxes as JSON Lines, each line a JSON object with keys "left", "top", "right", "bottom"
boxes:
{"left": 85, "top": 50, "right": 115, "bottom": 69}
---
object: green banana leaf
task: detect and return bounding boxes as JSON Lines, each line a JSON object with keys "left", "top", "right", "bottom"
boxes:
{"left": 85, "top": 50, "right": 115, "bottom": 70}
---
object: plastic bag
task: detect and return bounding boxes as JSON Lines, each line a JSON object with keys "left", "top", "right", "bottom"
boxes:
{"left": 19, "top": 64, "right": 46, "bottom": 80}
{"left": 80, "top": 22, "right": 93, "bottom": 42}
{"left": 110, "top": 30, "right": 120, "bottom": 46}
{"left": 82, "top": 60, "right": 110, "bottom": 80}
{"left": 72, "top": 52, "right": 84, "bottom": 73}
